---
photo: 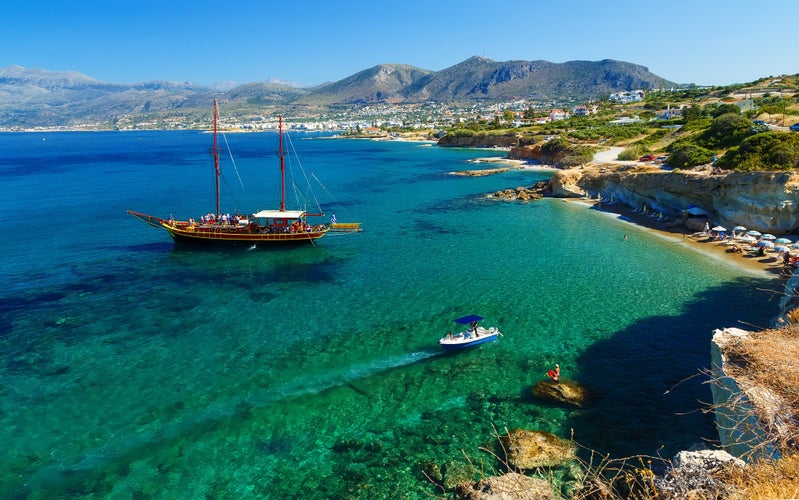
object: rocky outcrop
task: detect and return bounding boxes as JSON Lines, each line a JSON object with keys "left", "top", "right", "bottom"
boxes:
{"left": 500, "top": 429, "right": 577, "bottom": 469}
{"left": 453, "top": 166, "right": 511, "bottom": 177}
{"left": 672, "top": 449, "right": 744, "bottom": 470}
{"left": 532, "top": 379, "right": 587, "bottom": 407}
{"left": 548, "top": 165, "right": 799, "bottom": 233}
{"left": 710, "top": 328, "right": 780, "bottom": 459}
{"left": 654, "top": 449, "right": 744, "bottom": 498}
{"left": 455, "top": 472, "right": 556, "bottom": 500}
{"left": 508, "top": 144, "right": 543, "bottom": 162}
{"left": 489, "top": 184, "right": 546, "bottom": 202}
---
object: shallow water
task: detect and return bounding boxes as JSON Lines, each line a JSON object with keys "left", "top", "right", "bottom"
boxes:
{"left": 0, "top": 131, "right": 777, "bottom": 498}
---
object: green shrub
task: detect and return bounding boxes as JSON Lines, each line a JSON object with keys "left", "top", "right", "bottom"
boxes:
{"left": 560, "top": 148, "right": 595, "bottom": 166}
{"left": 618, "top": 145, "right": 647, "bottom": 160}
{"left": 703, "top": 113, "right": 754, "bottom": 148}
{"left": 716, "top": 132, "right": 799, "bottom": 171}
{"left": 448, "top": 129, "right": 478, "bottom": 138}
{"left": 541, "top": 136, "right": 594, "bottom": 166}
{"left": 668, "top": 145, "right": 714, "bottom": 168}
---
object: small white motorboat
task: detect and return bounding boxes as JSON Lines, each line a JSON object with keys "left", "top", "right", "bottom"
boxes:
{"left": 439, "top": 315, "right": 501, "bottom": 350}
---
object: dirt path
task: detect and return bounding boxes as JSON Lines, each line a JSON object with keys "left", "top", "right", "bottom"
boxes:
{"left": 592, "top": 146, "right": 638, "bottom": 164}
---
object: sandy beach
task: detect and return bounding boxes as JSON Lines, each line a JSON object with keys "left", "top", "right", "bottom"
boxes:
{"left": 570, "top": 198, "right": 791, "bottom": 280}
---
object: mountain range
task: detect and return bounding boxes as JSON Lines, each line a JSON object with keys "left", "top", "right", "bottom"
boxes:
{"left": 0, "top": 57, "right": 676, "bottom": 128}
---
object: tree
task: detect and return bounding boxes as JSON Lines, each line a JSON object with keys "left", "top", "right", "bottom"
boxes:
{"left": 703, "top": 113, "right": 754, "bottom": 148}
{"left": 708, "top": 103, "right": 741, "bottom": 117}
{"left": 682, "top": 105, "right": 705, "bottom": 122}
{"left": 668, "top": 145, "right": 714, "bottom": 168}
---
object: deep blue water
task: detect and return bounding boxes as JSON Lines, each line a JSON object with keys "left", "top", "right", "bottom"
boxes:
{"left": 0, "top": 131, "right": 777, "bottom": 498}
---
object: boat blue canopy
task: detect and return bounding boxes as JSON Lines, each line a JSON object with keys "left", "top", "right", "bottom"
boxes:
{"left": 454, "top": 315, "right": 484, "bottom": 324}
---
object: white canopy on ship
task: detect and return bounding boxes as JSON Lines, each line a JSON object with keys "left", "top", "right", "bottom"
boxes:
{"left": 252, "top": 210, "right": 306, "bottom": 219}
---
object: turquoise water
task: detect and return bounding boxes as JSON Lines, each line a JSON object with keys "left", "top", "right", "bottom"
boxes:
{"left": 0, "top": 131, "right": 777, "bottom": 498}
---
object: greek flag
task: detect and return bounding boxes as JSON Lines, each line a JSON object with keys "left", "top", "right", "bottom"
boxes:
{"left": 330, "top": 214, "right": 337, "bottom": 224}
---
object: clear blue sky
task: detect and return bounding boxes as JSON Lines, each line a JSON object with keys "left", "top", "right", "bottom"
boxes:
{"left": 3, "top": 0, "right": 797, "bottom": 87}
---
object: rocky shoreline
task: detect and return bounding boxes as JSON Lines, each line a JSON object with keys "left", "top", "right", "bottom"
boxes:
{"left": 448, "top": 155, "right": 799, "bottom": 498}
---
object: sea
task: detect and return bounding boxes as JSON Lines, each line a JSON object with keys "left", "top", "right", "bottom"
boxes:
{"left": 0, "top": 130, "right": 778, "bottom": 498}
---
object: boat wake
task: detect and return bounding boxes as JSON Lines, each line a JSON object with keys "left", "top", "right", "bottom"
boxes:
{"left": 22, "top": 349, "right": 443, "bottom": 491}
{"left": 249, "top": 349, "right": 441, "bottom": 405}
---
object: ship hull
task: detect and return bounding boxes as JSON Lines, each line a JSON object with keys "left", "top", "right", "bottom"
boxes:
{"left": 168, "top": 228, "right": 327, "bottom": 246}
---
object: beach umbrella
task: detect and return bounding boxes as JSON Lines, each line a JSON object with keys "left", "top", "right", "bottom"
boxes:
{"left": 712, "top": 225, "right": 727, "bottom": 232}
{"left": 746, "top": 230, "right": 762, "bottom": 237}
{"left": 775, "top": 237, "right": 792, "bottom": 244}
{"left": 760, "top": 234, "right": 776, "bottom": 241}
{"left": 774, "top": 245, "right": 790, "bottom": 253}
{"left": 792, "top": 242, "right": 799, "bottom": 249}
{"left": 757, "top": 240, "right": 774, "bottom": 248}
{"left": 733, "top": 226, "right": 747, "bottom": 232}
{"left": 740, "top": 235, "right": 757, "bottom": 244}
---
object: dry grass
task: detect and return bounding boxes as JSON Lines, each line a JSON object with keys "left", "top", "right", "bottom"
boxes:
{"left": 720, "top": 451, "right": 799, "bottom": 499}
{"left": 712, "top": 324, "right": 799, "bottom": 498}
{"left": 723, "top": 324, "right": 799, "bottom": 411}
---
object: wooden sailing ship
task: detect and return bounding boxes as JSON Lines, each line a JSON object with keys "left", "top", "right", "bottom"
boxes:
{"left": 128, "top": 99, "right": 360, "bottom": 246}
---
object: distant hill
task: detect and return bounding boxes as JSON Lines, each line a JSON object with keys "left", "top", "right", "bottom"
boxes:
{"left": 293, "top": 64, "right": 434, "bottom": 107}
{"left": 0, "top": 58, "right": 677, "bottom": 128}
{"left": 398, "top": 56, "right": 674, "bottom": 103}
{"left": 0, "top": 64, "right": 210, "bottom": 128}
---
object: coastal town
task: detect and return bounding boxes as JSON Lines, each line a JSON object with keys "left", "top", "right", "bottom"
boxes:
{"left": 53, "top": 84, "right": 793, "bottom": 135}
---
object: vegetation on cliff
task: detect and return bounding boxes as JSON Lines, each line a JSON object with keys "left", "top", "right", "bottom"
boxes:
{"left": 436, "top": 74, "right": 799, "bottom": 171}
{"left": 664, "top": 109, "right": 799, "bottom": 170}
{"left": 540, "top": 137, "right": 595, "bottom": 166}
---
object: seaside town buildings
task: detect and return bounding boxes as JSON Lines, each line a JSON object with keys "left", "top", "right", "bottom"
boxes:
{"left": 9, "top": 86, "right": 746, "bottom": 133}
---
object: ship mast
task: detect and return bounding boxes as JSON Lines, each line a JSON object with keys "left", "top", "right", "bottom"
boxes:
{"left": 278, "top": 114, "right": 286, "bottom": 212}
{"left": 213, "top": 98, "right": 221, "bottom": 217}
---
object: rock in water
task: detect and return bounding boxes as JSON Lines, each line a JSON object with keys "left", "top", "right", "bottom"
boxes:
{"left": 532, "top": 379, "right": 586, "bottom": 406}
{"left": 455, "top": 472, "right": 556, "bottom": 499}
{"left": 500, "top": 429, "right": 577, "bottom": 469}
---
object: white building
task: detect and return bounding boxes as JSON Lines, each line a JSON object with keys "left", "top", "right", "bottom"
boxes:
{"left": 609, "top": 90, "right": 645, "bottom": 103}
{"left": 572, "top": 105, "right": 598, "bottom": 116}
{"left": 549, "top": 108, "right": 569, "bottom": 121}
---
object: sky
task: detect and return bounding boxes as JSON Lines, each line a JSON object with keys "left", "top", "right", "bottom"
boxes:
{"left": 2, "top": 0, "right": 798, "bottom": 88}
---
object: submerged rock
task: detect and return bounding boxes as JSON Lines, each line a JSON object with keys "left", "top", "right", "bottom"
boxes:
{"left": 500, "top": 428, "right": 576, "bottom": 469}
{"left": 441, "top": 460, "right": 474, "bottom": 490}
{"left": 532, "top": 379, "right": 587, "bottom": 406}
{"left": 455, "top": 472, "right": 556, "bottom": 499}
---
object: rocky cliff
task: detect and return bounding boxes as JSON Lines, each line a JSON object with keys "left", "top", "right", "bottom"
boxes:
{"left": 542, "top": 162, "right": 799, "bottom": 460}
{"left": 548, "top": 164, "right": 799, "bottom": 233}
{"left": 710, "top": 328, "right": 779, "bottom": 460}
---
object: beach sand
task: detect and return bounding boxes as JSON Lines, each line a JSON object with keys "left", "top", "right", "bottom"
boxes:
{"left": 569, "top": 199, "right": 790, "bottom": 280}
